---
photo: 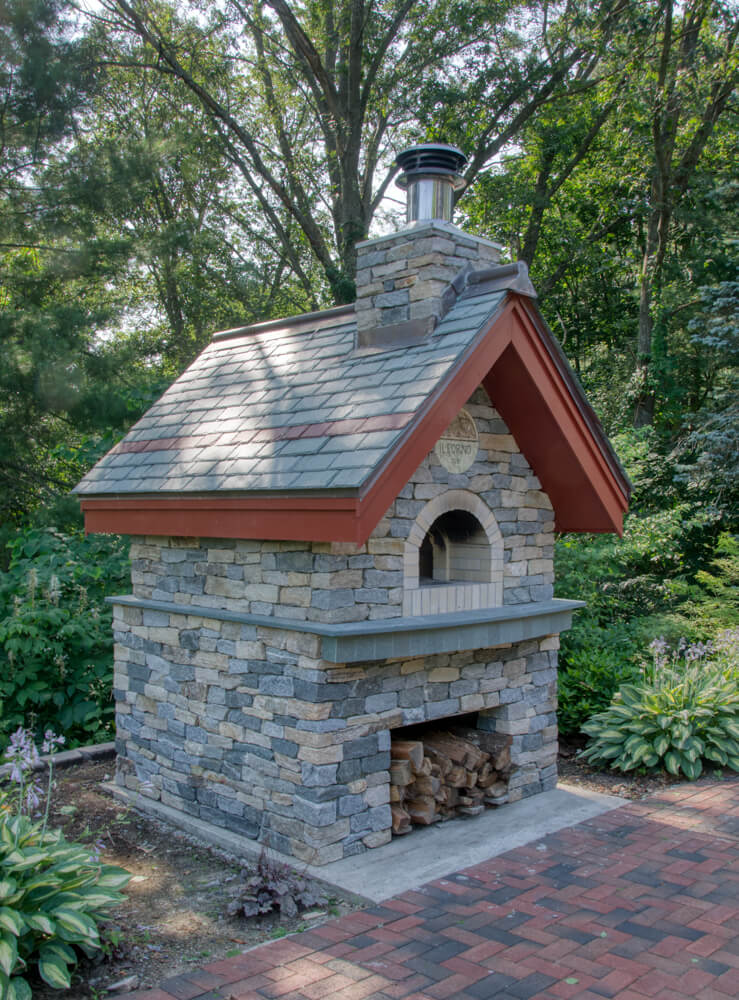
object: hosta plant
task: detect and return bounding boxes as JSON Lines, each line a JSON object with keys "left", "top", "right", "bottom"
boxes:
{"left": 0, "top": 727, "right": 131, "bottom": 996}
{"left": 0, "top": 817, "right": 131, "bottom": 997}
{"left": 579, "top": 631, "right": 739, "bottom": 780}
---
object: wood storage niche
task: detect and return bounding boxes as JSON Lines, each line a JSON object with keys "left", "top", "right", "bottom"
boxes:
{"left": 389, "top": 714, "right": 513, "bottom": 836}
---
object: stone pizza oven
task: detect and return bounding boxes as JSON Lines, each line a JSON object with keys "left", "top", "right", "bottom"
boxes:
{"left": 75, "top": 144, "right": 630, "bottom": 865}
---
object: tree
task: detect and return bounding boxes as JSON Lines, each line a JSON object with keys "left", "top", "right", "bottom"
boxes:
{"left": 95, "top": 0, "right": 637, "bottom": 303}
{"left": 632, "top": 0, "right": 738, "bottom": 427}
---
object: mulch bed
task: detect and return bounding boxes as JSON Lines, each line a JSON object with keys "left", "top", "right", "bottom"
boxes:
{"left": 557, "top": 738, "right": 687, "bottom": 799}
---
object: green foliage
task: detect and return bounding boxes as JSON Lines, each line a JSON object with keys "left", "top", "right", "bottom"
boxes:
{"left": 0, "top": 812, "right": 130, "bottom": 995}
{"left": 557, "top": 624, "right": 642, "bottom": 738}
{"left": 555, "top": 427, "right": 735, "bottom": 737}
{"left": 579, "top": 633, "right": 739, "bottom": 778}
{"left": 0, "top": 527, "right": 129, "bottom": 748}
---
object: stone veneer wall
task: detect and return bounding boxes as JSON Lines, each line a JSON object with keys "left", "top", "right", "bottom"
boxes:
{"left": 114, "top": 613, "right": 559, "bottom": 864}
{"left": 128, "top": 389, "right": 554, "bottom": 623}
{"left": 113, "top": 386, "right": 560, "bottom": 865}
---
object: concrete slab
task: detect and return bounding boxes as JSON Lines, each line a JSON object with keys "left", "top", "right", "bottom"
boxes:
{"left": 108, "top": 781, "right": 624, "bottom": 904}
{"left": 314, "top": 782, "right": 625, "bottom": 902}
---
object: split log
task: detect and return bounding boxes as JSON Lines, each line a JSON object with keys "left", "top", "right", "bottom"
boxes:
{"left": 410, "top": 774, "right": 441, "bottom": 798}
{"left": 390, "top": 740, "right": 424, "bottom": 772}
{"left": 405, "top": 796, "right": 438, "bottom": 825}
{"left": 390, "top": 759, "right": 413, "bottom": 786}
{"left": 391, "top": 804, "right": 411, "bottom": 834}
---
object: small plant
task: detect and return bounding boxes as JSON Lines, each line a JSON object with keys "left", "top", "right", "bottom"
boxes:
{"left": 579, "top": 631, "right": 739, "bottom": 779}
{"left": 0, "top": 727, "right": 131, "bottom": 996}
{"left": 227, "top": 852, "right": 327, "bottom": 920}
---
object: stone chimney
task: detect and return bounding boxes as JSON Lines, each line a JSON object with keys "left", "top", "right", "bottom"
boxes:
{"left": 355, "top": 143, "right": 501, "bottom": 348}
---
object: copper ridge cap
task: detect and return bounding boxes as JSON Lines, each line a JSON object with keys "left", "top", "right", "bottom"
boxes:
{"left": 211, "top": 303, "right": 355, "bottom": 343}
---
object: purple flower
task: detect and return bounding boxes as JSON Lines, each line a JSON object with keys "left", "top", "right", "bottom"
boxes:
{"left": 4, "top": 726, "right": 40, "bottom": 779}
{"left": 41, "top": 730, "right": 66, "bottom": 754}
{"left": 25, "top": 781, "right": 43, "bottom": 813}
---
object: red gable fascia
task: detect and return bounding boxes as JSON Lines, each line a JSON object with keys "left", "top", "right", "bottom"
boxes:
{"left": 80, "top": 296, "right": 629, "bottom": 542}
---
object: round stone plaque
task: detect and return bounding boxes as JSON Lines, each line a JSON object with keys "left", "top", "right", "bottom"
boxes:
{"left": 435, "top": 408, "right": 479, "bottom": 474}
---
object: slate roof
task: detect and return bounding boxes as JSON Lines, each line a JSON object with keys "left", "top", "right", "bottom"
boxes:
{"left": 75, "top": 290, "right": 507, "bottom": 496}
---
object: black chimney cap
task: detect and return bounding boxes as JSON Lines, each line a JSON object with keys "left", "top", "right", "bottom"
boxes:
{"left": 395, "top": 143, "right": 467, "bottom": 188}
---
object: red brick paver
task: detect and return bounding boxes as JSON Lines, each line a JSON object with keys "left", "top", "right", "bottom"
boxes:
{"left": 119, "top": 778, "right": 739, "bottom": 1000}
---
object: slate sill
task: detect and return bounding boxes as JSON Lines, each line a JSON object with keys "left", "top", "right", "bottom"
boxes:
{"left": 108, "top": 595, "right": 584, "bottom": 663}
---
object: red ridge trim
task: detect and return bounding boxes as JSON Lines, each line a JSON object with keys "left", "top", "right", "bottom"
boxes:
{"left": 111, "top": 412, "right": 415, "bottom": 456}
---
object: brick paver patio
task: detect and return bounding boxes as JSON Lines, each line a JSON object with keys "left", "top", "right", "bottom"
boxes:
{"left": 121, "top": 778, "right": 739, "bottom": 1000}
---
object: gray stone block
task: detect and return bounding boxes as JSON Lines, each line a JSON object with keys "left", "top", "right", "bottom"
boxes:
{"left": 259, "top": 675, "right": 294, "bottom": 697}
{"left": 301, "top": 762, "right": 338, "bottom": 787}
{"left": 293, "top": 796, "right": 337, "bottom": 827}
{"left": 350, "top": 804, "right": 391, "bottom": 834}
{"left": 311, "top": 589, "right": 355, "bottom": 611}
{"left": 365, "top": 693, "right": 397, "bottom": 713}
{"left": 275, "top": 551, "right": 314, "bottom": 573}
{"left": 343, "top": 735, "right": 379, "bottom": 759}
{"left": 338, "top": 794, "right": 365, "bottom": 817}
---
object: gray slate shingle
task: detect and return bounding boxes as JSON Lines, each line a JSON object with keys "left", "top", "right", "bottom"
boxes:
{"left": 75, "top": 291, "right": 506, "bottom": 496}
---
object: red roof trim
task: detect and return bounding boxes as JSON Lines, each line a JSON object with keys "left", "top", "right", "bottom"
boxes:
{"left": 81, "top": 295, "right": 629, "bottom": 542}
{"left": 80, "top": 495, "right": 360, "bottom": 543}
{"left": 485, "top": 300, "right": 627, "bottom": 534}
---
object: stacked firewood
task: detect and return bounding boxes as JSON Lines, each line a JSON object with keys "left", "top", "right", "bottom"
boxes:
{"left": 390, "top": 728, "right": 511, "bottom": 835}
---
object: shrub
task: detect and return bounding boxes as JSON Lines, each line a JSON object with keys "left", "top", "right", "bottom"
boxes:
{"left": 0, "top": 728, "right": 131, "bottom": 996}
{"left": 227, "top": 852, "right": 327, "bottom": 920}
{"left": 557, "top": 622, "right": 643, "bottom": 738}
{"left": 579, "top": 631, "right": 739, "bottom": 779}
{"left": 0, "top": 526, "right": 129, "bottom": 748}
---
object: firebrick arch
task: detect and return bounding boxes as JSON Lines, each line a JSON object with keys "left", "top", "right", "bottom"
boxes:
{"left": 403, "top": 490, "right": 504, "bottom": 615}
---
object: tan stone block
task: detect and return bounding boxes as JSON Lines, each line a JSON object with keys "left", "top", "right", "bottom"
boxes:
{"left": 428, "top": 667, "right": 460, "bottom": 683}
{"left": 460, "top": 694, "right": 485, "bottom": 712}
{"left": 501, "top": 490, "right": 526, "bottom": 508}
{"left": 401, "top": 658, "right": 424, "bottom": 675}
{"left": 540, "top": 636, "right": 560, "bottom": 651}
{"left": 279, "top": 586, "right": 312, "bottom": 607}
{"left": 480, "top": 433, "right": 518, "bottom": 453}
{"left": 292, "top": 841, "right": 344, "bottom": 865}
{"left": 310, "top": 570, "right": 362, "bottom": 588}
{"left": 219, "top": 722, "right": 245, "bottom": 741}
{"left": 368, "top": 538, "right": 404, "bottom": 555}
{"left": 374, "top": 555, "right": 403, "bottom": 571}
{"left": 284, "top": 727, "right": 336, "bottom": 748}
{"left": 147, "top": 627, "right": 179, "bottom": 645}
{"left": 204, "top": 577, "right": 245, "bottom": 600}
{"left": 518, "top": 508, "right": 540, "bottom": 521}
{"left": 526, "top": 490, "right": 552, "bottom": 509}
{"left": 245, "top": 583, "right": 279, "bottom": 602}
{"left": 192, "top": 659, "right": 225, "bottom": 679}
{"left": 330, "top": 542, "right": 366, "bottom": 555}
{"left": 347, "top": 779, "right": 367, "bottom": 794}
{"left": 297, "top": 744, "right": 343, "bottom": 764}
{"left": 286, "top": 699, "right": 333, "bottom": 720}
{"left": 362, "top": 830, "right": 391, "bottom": 848}
{"left": 207, "top": 548, "right": 235, "bottom": 563}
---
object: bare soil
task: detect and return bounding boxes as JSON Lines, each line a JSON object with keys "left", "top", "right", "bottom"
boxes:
{"left": 30, "top": 761, "right": 361, "bottom": 998}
